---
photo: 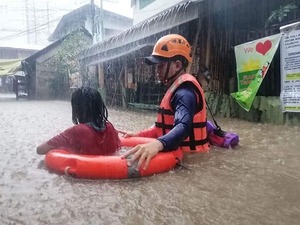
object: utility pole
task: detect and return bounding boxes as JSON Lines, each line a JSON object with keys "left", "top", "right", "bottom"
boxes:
{"left": 47, "top": 1, "right": 50, "bottom": 35}
{"left": 33, "top": 1, "right": 37, "bottom": 44}
{"left": 91, "top": 0, "right": 95, "bottom": 43}
{"left": 100, "top": 0, "right": 104, "bottom": 41}
{"left": 98, "top": 0, "right": 118, "bottom": 42}
{"left": 25, "top": 0, "right": 30, "bottom": 44}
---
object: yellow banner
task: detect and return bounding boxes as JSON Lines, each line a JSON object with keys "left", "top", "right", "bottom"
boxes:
{"left": 0, "top": 59, "right": 23, "bottom": 76}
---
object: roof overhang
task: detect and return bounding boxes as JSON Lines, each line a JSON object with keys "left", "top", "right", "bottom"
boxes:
{"left": 81, "top": 1, "right": 203, "bottom": 64}
{"left": 86, "top": 44, "right": 153, "bottom": 66}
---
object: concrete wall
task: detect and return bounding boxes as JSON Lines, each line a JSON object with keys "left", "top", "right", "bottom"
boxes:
{"left": 132, "top": 0, "right": 185, "bottom": 25}
{"left": 205, "top": 92, "right": 300, "bottom": 125}
{"left": 35, "top": 64, "right": 56, "bottom": 99}
{"left": 0, "top": 47, "right": 38, "bottom": 59}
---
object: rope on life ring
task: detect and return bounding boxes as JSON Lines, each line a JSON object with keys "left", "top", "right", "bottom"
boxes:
{"left": 64, "top": 166, "right": 71, "bottom": 176}
{"left": 175, "top": 157, "right": 191, "bottom": 171}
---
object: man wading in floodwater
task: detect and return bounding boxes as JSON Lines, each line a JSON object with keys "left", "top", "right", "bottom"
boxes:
{"left": 122, "top": 34, "right": 209, "bottom": 170}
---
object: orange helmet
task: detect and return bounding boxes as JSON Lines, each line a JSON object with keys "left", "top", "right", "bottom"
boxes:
{"left": 145, "top": 34, "right": 192, "bottom": 65}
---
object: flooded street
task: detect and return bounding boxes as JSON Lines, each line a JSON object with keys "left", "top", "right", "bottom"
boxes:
{"left": 0, "top": 99, "right": 300, "bottom": 225}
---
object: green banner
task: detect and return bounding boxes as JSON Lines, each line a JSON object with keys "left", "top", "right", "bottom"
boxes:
{"left": 231, "top": 34, "right": 282, "bottom": 111}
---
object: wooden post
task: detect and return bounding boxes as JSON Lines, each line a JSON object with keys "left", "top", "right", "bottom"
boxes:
{"left": 205, "top": 0, "right": 212, "bottom": 67}
{"left": 98, "top": 63, "right": 104, "bottom": 88}
{"left": 187, "top": 18, "right": 202, "bottom": 74}
{"left": 98, "top": 63, "right": 106, "bottom": 104}
{"left": 204, "top": 0, "right": 213, "bottom": 91}
{"left": 121, "top": 60, "right": 127, "bottom": 108}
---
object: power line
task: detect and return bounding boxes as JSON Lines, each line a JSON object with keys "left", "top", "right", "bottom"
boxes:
{"left": 0, "top": 17, "right": 61, "bottom": 41}
{"left": 0, "top": 0, "right": 131, "bottom": 44}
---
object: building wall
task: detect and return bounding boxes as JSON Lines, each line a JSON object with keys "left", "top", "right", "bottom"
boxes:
{"left": 104, "top": 14, "right": 132, "bottom": 31}
{"left": 94, "top": 13, "right": 133, "bottom": 43}
{"left": 52, "top": 12, "right": 132, "bottom": 44}
{"left": 0, "top": 47, "right": 38, "bottom": 59}
{"left": 0, "top": 46, "right": 39, "bottom": 94}
{"left": 132, "top": 0, "right": 184, "bottom": 25}
{"left": 35, "top": 63, "right": 56, "bottom": 99}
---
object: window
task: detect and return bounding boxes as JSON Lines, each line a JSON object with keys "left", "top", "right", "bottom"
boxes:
{"left": 139, "top": 0, "right": 155, "bottom": 10}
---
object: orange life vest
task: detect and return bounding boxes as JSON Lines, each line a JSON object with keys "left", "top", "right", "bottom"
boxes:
{"left": 155, "top": 74, "right": 209, "bottom": 153}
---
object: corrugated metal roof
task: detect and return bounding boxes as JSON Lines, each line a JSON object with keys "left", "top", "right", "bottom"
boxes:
{"left": 49, "top": 3, "right": 133, "bottom": 42}
{"left": 86, "top": 44, "right": 153, "bottom": 66}
{"left": 81, "top": 1, "right": 203, "bottom": 64}
{"left": 25, "top": 28, "right": 92, "bottom": 63}
{"left": 0, "top": 43, "right": 44, "bottom": 51}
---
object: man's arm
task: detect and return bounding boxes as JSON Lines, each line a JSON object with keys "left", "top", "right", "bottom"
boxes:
{"left": 158, "top": 83, "right": 198, "bottom": 151}
{"left": 121, "top": 83, "right": 200, "bottom": 170}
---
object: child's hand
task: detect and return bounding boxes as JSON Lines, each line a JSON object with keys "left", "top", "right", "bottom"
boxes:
{"left": 117, "top": 130, "right": 137, "bottom": 138}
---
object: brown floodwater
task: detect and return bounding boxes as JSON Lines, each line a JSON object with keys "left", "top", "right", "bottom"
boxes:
{"left": 0, "top": 99, "right": 299, "bottom": 225}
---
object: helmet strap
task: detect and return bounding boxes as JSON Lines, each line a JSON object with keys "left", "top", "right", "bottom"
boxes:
{"left": 163, "top": 61, "right": 184, "bottom": 85}
{"left": 162, "top": 60, "right": 171, "bottom": 84}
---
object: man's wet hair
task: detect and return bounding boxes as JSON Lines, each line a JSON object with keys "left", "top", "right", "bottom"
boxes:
{"left": 152, "top": 55, "right": 189, "bottom": 69}
{"left": 71, "top": 86, "right": 108, "bottom": 130}
{"left": 170, "top": 55, "right": 189, "bottom": 69}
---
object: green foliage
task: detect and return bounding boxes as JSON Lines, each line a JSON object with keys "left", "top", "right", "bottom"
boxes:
{"left": 265, "top": 3, "right": 298, "bottom": 27}
{"left": 49, "top": 30, "right": 91, "bottom": 99}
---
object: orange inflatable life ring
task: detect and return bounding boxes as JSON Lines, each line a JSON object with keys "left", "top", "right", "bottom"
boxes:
{"left": 44, "top": 137, "right": 183, "bottom": 179}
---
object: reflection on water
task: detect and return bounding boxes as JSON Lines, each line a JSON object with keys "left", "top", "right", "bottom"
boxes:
{"left": 0, "top": 100, "right": 300, "bottom": 225}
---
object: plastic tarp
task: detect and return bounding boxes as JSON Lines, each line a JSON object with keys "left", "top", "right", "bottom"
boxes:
{"left": 0, "top": 59, "right": 22, "bottom": 76}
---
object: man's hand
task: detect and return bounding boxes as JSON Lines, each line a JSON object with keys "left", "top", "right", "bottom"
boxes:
{"left": 121, "top": 140, "right": 164, "bottom": 170}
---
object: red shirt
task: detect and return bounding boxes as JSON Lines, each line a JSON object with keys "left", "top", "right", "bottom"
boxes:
{"left": 47, "top": 122, "right": 120, "bottom": 155}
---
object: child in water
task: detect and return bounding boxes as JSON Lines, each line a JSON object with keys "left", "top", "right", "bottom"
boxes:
{"left": 36, "top": 86, "right": 120, "bottom": 155}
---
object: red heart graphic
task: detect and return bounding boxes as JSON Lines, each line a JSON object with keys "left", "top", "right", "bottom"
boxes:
{"left": 256, "top": 40, "right": 272, "bottom": 55}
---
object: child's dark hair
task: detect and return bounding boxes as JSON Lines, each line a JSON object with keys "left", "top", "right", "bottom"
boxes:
{"left": 71, "top": 86, "right": 108, "bottom": 130}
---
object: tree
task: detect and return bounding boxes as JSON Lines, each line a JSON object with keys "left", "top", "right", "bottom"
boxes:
{"left": 265, "top": 3, "right": 298, "bottom": 28}
{"left": 48, "top": 29, "right": 92, "bottom": 99}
